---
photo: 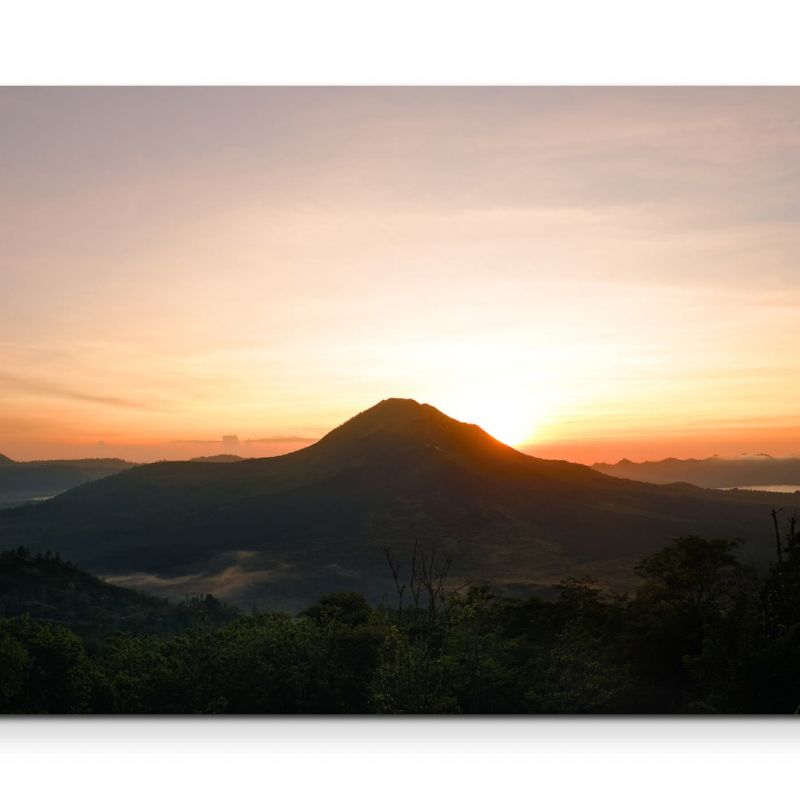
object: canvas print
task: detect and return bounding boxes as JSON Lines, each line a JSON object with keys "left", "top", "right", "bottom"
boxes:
{"left": 2, "top": 87, "right": 800, "bottom": 714}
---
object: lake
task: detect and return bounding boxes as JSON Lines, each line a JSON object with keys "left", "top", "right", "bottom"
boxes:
{"left": 723, "top": 485, "right": 800, "bottom": 494}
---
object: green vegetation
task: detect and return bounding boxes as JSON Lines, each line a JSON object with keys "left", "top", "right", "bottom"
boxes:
{"left": 3, "top": 515, "right": 800, "bottom": 713}
{"left": 0, "top": 548, "right": 239, "bottom": 644}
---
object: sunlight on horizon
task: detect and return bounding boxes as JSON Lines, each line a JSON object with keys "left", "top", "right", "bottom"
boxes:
{"left": 437, "top": 390, "right": 558, "bottom": 449}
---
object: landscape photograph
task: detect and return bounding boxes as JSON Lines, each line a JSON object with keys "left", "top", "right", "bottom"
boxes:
{"left": 3, "top": 86, "right": 800, "bottom": 714}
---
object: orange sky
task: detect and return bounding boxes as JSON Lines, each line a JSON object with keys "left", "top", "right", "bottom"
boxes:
{"left": 2, "top": 87, "right": 800, "bottom": 464}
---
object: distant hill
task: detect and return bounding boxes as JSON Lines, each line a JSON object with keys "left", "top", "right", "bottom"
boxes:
{"left": 593, "top": 455, "right": 800, "bottom": 489}
{"left": 0, "top": 399, "right": 784, "bottom": 610}
{"left": 0, "top": 457, "right": 136, "bottom": 509}
{"left": 190, "top": 454, "right": 246, "bottom": 463}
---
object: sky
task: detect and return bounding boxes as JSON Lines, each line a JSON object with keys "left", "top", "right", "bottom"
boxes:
{"left": 2, "top": 87, "right": 800, "bottom": 464}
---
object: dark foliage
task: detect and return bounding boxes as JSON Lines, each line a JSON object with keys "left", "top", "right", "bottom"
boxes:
{"left": 0, "top": 548, "right": 239, "bottom": 645}
{"left": 3, "top": 514, "right": 800, "bottom": 713}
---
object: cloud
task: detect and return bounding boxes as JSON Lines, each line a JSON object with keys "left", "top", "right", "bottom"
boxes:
{"left": 168, "top": 435, "right": 316, "bottom": 445}
{"left": 244, "top": 436, "right": 317, "bottom": 444}
{"left": 0, "top": 373, "right": 157, "bottom": 410}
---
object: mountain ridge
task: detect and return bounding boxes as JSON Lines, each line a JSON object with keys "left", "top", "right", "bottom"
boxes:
{"left": 593, "top": 454, "right": 800, "bottom": 489}
{"left": 0, "top": 399, "right": 784, "bottom": 609}
{"left": 0, "top": 456, "right": 138, "bottom": 510}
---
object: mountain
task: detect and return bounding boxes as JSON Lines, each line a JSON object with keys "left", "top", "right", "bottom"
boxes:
{"left": 0, "top": 457, "right": 137, "bottom": 509}
{"left": 593, "top": 455, "right": 800, "bottom": 489}
{"left": 0, "top": 399, "right": 783, "bottom": 610}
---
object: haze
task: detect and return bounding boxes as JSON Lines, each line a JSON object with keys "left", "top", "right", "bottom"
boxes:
{"left": 2, "top": 87, "right": 800, "bottom": 463}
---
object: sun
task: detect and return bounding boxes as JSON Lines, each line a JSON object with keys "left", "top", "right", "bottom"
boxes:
{"left": 455, "top": 396, "right": 544, "bottom": 448}
{"left": 480, "top": 409, "right": 537, "bottom": 448}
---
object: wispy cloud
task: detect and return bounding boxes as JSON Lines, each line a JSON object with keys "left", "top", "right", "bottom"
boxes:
{"left": 0, "top": 373, "right": 157, "bottom": 410}
{"left": 244, "top": 436, "right": 317, "bottom": 444}
{"left": 169, "top": 436, "right": 317, "bottom": 444}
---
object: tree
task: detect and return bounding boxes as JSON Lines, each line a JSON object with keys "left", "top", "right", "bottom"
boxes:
{"left": 625, "top": 536, "right": 751, "bottom": 711}
{"left": 635, "top": 536, "right": 745, "bottom": 619}
{"left": 303, "top": 593, "right": 385, "bottom": 712}
{"left": 0, "top": 617, "right": 92, "bottom": 713}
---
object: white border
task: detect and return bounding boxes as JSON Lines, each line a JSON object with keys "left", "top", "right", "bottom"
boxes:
{"left": 1, "top": 0, "right": 800, "bottom": 84}
{"left": 1, "top": 717, "right": 799, "bottom": 799}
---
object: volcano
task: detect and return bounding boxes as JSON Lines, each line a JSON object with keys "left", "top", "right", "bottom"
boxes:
{"left": 0, "top": 399, "right": 780, "bottom": 609}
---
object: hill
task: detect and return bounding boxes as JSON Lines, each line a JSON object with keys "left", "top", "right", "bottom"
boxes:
{"left": 0, "top": 457, "right": 136, "bottom": 509}
{"left": 0, "top": 547, "right": 238, "bottom": 641}
{"left": 593, "top": 455, "right": 800, "bottom": 489}
{"left": 0, "top": 399, "right": 784, "bottom": 610}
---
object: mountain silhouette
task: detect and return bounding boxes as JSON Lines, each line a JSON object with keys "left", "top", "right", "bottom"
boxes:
{"left": 0, "top": 399, "right": 782, "bottom": 609}
{"left": 593, "top": 454, "right": 800, "bottom": 489}
{"left": 0, "top": 457, "right": 135, "bottom": 510}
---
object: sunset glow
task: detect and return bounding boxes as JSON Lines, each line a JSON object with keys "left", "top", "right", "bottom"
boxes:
{"left": 3, "top": 88, "right": 800, "bottom": 463}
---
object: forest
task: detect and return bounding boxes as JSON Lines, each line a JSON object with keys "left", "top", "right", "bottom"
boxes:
{"left": 2, "top": 512, "right": 800, "bottom": 714}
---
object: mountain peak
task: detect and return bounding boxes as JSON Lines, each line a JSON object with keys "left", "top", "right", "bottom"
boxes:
{"left": 362, "top": 397, "right": 444, "bottom": 422}
{"left": 375, "top": 397, "right": 422, "bottom": 409}
{"left": 312, "top": 398, "right": 523, "bottom": 463}
{"left": 320, "top": 398, "right": 449, "bottom": 439}
{"left": 0, "top": 453, "right": 14, "bottom": 465}
{"left": 368, "top": 397, "right": 425, "bottom": 417}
